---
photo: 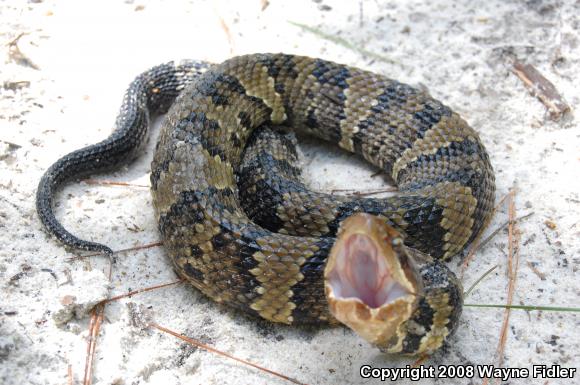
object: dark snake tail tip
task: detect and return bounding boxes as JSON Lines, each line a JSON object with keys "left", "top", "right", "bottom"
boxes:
{"left": 36, "top": 180, "right": 114, "bottom": 256}
{"left": 35, "top": 60, "right": 212, "bottom": 257}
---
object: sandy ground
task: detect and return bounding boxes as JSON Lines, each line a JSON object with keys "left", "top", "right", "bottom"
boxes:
{"left": 1, "top": 1, "right": 579, "bottom": 384}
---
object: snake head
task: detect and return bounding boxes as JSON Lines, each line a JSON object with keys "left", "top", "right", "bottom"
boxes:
{"left": 324, "top": 213, "right": 423, "bottom": 352}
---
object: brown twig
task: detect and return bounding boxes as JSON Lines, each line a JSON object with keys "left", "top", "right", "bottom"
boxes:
{"left": 81, "top": 247, "right": 117, "bottom": 384}
{"left": 7, "top": 32, "right": 25, "bottom": 46}
{"left": 499, "top": 189, "right": 520, "bottom": 376}
{"left": 67, "top": 363, "right": 73, "bottom": 385}
{"left": 149, "top": 323, "right": 308, "bottom": 385}
{"left": 101, "top": 279, "right": 185, "bottom": 305}
{"left": 67, "top": 241, "right": 163, "bottom": 261}
{"left": 329, "top": 187, "right": 397, "bottom": 196}
{"left": 512, "top": 61, "right": 570, "bottom": 121}
{"left": 481, "top": 188, "right": 521, "bottom": 385}
{"left": 80, "top": 236, "right": 172, "bottom": 384}
{"left": 464, "top": 265, "right": 498, "bottom": 298}
{"left": 218, "top": 17, "right": 235, "bottom": 54}
{"left": 7, "top": 32, "right": 40, "bottom": 70}
{"left": 462, "top": 212, "right": 533, "bottom": 278}
{"left": 83, "top": 179, "right": 149, "bottom": 188}
{"left": 526, "top": 261, "right": 546, "bottom": 281}
{"left": 478, "top": 212, "right": 532, "bottom": 250}
{"left": 83, "top": 304, "right": 105, "bottom": 385}
{"left": 212, "top": 3, "right": 235, "bottom": 55}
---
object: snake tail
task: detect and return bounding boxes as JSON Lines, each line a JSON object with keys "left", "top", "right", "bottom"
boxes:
{"left": 36, "top": 61, "right": 211, "bottom": 254}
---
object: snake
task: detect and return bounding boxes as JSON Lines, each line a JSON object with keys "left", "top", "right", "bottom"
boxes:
{"left": 36, "top": 53, "right": 495, "bottom": 355}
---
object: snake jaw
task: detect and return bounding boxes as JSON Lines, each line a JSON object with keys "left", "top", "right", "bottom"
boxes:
{"left": 324, "top": 213, "right": 422, "bottom": 351}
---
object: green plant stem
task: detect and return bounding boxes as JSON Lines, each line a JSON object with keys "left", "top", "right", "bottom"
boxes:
{"left": 464, "top": 304, "right": 580, "bottom": 312}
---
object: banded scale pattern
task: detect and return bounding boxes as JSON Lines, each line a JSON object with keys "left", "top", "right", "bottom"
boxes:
{"left": 239, "top": 127, "right": 466, "bottom": 352}
{"left": 238, "top": 124, "right": 494, "bottom": 260}
{"left": 36, "top": 53, "right": 495, "bottom": 354}
{"left": 150, "top": 53, "right": 493, "bottom": 324}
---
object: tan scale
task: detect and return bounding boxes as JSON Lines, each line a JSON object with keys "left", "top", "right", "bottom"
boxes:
{"left": 201, "top": 149, "right": 236, "bottom": 190}
{"left": 286, "top": 60, "right": 318, "bottom": 121}
{"left": 416, "top": 292, "right": 454, "bottom": 354}
{"left": 248, "top": 236, "right": 318, "bottom": 324}
{"left": 431, "top": 182, "right": 478, "bottom": 258}
{"left": 224, "top": 62, "right": 287, "bottom": 124}
{"left": 276, "top": 191, "right": 337, "bottom": 236}
{"left": 152, "top": 141, "right": 213, "bottom": 219}
{"left": 339, "top": 73, "right": 389, "bottom": 152}
{"left": 391, "top": 113, "right": 474, "bottom": 181}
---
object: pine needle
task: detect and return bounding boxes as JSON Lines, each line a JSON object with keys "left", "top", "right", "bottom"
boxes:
{"left": 101, "top": 279, "right": 185, "bottom": 305}
{"left": 67, "top": 241, "right": 163, "bottom": 260}
{"left": 83, "top": 179, "right": 149, "bottom": 188}
{"left": 83, "top": 304, "right": 105, "bottom": 385}
{"left": 464, "top": 265, "right": 498, "bottom": 298}
{"left": 464, "top": 304, "right": 580, "bottom": 312}
{"left": 481, "top": 187, "right": 520, "bottom": 385}
{"left": 149, "top": 323, "right": 308, "bottom": 385}
{"left": 288, "top": 21, "right": 399, "bottom": 65}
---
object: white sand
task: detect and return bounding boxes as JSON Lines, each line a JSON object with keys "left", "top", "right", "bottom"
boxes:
{"left": 1, "top": 1, "right": 579, "bottom": 384}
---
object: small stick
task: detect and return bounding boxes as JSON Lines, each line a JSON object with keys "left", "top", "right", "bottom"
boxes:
{"left": 83, "top": 304, "right": 105, "bottom": 385}
{"left": 464, "top": 265, "right": 498, "bottom": 298}
{"left": 83, "top": 179, "right": 149, "bottom": 188}
{"left": 84, "top": 279, "right": 186, "bottom": 382}
{"left": 218, "top": 17, "right": 235, "bottom": 55}
{"left": 7, "top": 32, "right": 26, "bottom": 47}
{"left": 67, "top": 241, "right": 163, "bottom": 261}
{"left": 512, "top": 61, "right": 570, "bottom": 120}
{"left": 526, "top": 261, "right": 546, "bottom": 281}
{"left": 101, "top": 279, "right": 184, "bottom": 305}
{"left": 481, "top": 188, "right": 520, "bottom": 385}
{"left": 329, "top": 187, "right": 397, "bottom": 196}
{"left": 480, "top": 212, "right": 532, "bottom": 249}
{"left": 67, "top": 363, "right": 73, "bottom": 385}
{"left": 149, "top": 323, "right": 308, "bottom": 385}
{"left": 500, "top": 189, "right": 520, "bottom": 348}
{"left": 7, "top": 32, "right": 41, "bottom": 70}
{"left": 212, "top": 3, "right": 235, "bottom": 55}
{"left": 348, "top": 187, "right": 397, "bottom": 197}
{"left": 83, "top": 253, "right": 114, "bottom": 385}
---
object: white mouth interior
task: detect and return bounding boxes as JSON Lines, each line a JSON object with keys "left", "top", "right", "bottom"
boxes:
{"left": 328, "top": 233, "right": 409, "bottom": 308}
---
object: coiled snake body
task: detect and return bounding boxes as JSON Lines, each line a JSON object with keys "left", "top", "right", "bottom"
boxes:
{"left": 36, "top": 54, "right": 495, "bottom": 355}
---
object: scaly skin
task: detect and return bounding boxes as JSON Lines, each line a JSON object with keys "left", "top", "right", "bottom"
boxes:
{"left": 36, "top": 54, "right": 495, "bottom": 354}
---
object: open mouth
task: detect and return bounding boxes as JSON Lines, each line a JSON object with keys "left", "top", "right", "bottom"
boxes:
{"left": 326, "top": 232, "right": 410, "bottom": 308}
{"left": 324, "top": 213, "right": 420, "bottom": 349}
